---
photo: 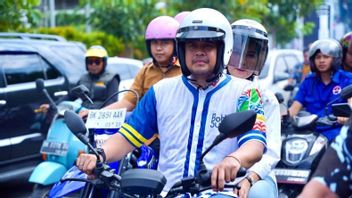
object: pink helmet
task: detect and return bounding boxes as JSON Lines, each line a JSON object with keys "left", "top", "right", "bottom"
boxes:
{"left": 145, "top": 16, "right": 179, "bottom": 40}
{"left": 174, "top": 11, "right": 191, "bottom": 23}
{"left": 145, "top": 16, "right": 179, "bottom": 62}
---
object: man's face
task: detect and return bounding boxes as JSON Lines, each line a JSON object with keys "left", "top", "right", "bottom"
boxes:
{"left": 314, "top": 52, "right": 334, "bottom": 73}
{"left": 185, "top": 40, "right": 217, "bottom": 77}
{"left": 150, "top": 39, "right": 174, "bottom": 66}
{"left": 87, "top": 57, "right": 104, "bottom": 75}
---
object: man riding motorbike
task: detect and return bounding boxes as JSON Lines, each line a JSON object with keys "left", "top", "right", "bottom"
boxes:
{"left": 76, "top": 8, "right": 267, "bottom": 196}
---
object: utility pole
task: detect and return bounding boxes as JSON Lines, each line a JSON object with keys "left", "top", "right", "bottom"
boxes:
{"left": 317, "top": 4, "right": 330, "bottom": 39}
{"left": 49, "top": 0, "right": 56, "bottom": 27}
{"left": 85, "top": 3, "right": 91, "bottom": 33}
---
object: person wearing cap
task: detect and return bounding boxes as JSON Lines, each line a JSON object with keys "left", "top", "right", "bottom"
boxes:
{"left": 39, "top": 45, "right": 119, "bottom": 111}
{"left": 288, "top": 39, "right": 352, "bottom": 141}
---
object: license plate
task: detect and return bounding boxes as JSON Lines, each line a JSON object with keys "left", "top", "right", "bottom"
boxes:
{"left": 86, "top": 109, "right": 127, "bottom": 129}
{"left": 274, "top": 168, "right": 310, "bottom": 184}
{"left": 40, "top": 140, "right": 69, "bottom": 156}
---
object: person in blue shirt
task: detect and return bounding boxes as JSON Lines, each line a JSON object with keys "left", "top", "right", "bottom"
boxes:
{"left": 288, "top": 39, "right": 352, "bottom": 141}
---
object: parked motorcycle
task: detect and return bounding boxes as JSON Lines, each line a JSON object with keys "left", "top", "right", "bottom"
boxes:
{"left": 29, "top": 79, "right": 89, "bottom": 197}
{"left": 274, "top": 85, "right": 352, "bottom": 198}
{"left": 61, "top": 110, "right": 255, "bottom": 197}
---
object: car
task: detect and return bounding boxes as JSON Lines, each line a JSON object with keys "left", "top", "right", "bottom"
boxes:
{"left": 106, "top": 56, "right": 143, "bottom": 100}
{"left": 258, "top": 49, "right": 303, "bottom": 103}
{"left": 0, "top": 32, "right": 87, "bottom": 183}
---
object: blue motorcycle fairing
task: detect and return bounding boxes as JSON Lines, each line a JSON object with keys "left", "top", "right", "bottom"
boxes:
{"left": 29, "top": 161, "right": 67, "bottom": 185}
{"left": 49, "top": 160, "right": 121, "bottom": 197}
{"left": 49, "top": 166, "right": 87, "bottom": 198}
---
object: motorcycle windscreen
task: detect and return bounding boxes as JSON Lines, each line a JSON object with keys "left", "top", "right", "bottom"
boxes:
{"left": 227, "top": 34, "right": 267, "bottom": 76}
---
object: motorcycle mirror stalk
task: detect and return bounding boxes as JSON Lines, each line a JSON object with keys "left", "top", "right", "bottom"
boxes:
{"left": 36, "top": 78, "right": 58, "bottom": 112}
{"left": 64, "top": 110, "right": 101, "bottom": 161}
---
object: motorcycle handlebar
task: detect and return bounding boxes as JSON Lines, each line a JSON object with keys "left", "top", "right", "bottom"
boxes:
{"left": 167, "top": 167, "right": 246, "bottom": 197}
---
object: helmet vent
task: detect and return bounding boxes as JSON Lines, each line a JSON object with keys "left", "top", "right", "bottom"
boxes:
{"left": 192, "top": 20, "right": 203, "bottom": 24}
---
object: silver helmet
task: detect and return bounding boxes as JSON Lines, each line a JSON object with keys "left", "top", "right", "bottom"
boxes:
{"left": 308, "top": 39, "right": 342, "bottom": 72}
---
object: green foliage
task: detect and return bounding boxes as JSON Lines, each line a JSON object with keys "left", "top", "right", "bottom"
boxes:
{"left": 0, "top": 0, "right": 41, "bottom": 31}
{"left": 56, "top": 11, "right": 86, "bottom": 27}
{"left": 1, "top": 0, "right": 326, "bottom": 56}
{"left": 87, "top": 0, "right": 160, "bottom": 48}
{"left": 27, "top": 26, "right": 124, "bottom": 56}
{"left": 263, "top": 0, "right": 323, "bottom": 45}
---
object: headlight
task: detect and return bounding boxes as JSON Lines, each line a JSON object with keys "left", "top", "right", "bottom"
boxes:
{"left": 285, "top": 138, "right": 308, "bottom": 165}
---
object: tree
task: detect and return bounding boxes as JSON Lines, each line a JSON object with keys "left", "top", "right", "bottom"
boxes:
{"left": 82, "top": 0, "right": 161, "bottom": 57}
{"left": 167, "top": 0, "right": 322, "bottom": 46}
{"left": 263, "top": 0, "right": 322, "bottom": 47}
{"left": 0, "top": 0, "right": 42, "bottom": 31}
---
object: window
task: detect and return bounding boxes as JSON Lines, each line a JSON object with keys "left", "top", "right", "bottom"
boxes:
{"left": 42, "top": 58, "right": 60, "bottom": 79}
{"left": 1, "top": 54, "right": 45, "bottom": 85}
{"left": 275, "top": 56, "right": 289, "bottom": 74}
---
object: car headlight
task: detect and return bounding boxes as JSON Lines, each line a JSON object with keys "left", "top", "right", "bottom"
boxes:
{"left": 285, "top": 138, "right": 308, "bottom": 165}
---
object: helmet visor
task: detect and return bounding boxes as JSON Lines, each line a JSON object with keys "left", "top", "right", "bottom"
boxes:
{"left": 176, "top": 26, "right": 225, "bottom": 41}
{"left": 227, "top": 34, "right": 268, "bottom": 75}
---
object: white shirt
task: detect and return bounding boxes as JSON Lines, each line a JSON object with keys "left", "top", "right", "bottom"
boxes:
{"left": 248, "top": 80, "right": 281, "bottom": 182}
{"left": 119, "top": 74, "right": 267, "bottom": 191}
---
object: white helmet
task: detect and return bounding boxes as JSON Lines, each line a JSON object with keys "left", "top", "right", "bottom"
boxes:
{"left": 228, "top": 19, "right": 268, "bottom": 76}
{"left": 176, "top": 8, "right": 233, "bottom": 77}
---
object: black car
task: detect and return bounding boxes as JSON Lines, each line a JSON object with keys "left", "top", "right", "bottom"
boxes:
{"left": 0, "top": 33, "right": 86, "bottom": 183}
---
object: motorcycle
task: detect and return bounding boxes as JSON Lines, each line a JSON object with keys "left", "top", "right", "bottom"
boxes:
{"left": 29, "top": 79, "right": 89, "bottom": 197}
{"left": 274, "top": 85, "right": 352, "bottom": 198}
{"left": 48, "top": 89, "right": 158, "bottom": 197}
{"left": 61, "top": 110, "right": 255, "bottom": 198}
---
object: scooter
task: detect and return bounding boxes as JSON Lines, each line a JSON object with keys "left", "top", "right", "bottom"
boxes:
{"left": 60, "top": 110, "right": 254, "bottom": 198}
{"left": 29, "top": 80, "right": 92, "bottom": 197}
{"left": 274, "top": 85, "right": 352, "bottom": 198}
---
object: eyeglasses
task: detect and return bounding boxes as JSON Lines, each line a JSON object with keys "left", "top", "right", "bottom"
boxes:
{"left": 87, "top": 59, "right": 102, "bottom": 65}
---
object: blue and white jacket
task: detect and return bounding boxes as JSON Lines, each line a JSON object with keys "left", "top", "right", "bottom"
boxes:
{"left": 118, "top": 74, "right": 267, "bottom": 191}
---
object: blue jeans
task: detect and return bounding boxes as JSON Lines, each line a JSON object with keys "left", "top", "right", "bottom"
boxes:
{"left": 248, "top": 176, "right": 278, "bottom": 198}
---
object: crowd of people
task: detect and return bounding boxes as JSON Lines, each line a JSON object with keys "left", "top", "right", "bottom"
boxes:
{"left": 54, "top": 7, "right": 352, "bottom": 198}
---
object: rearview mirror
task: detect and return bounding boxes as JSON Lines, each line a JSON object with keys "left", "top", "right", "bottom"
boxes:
{"left": 340, "top": 84, "right": 352, "bottom": 99}
{"left": 218, "top": 110, "right": 257, "bottom": 139}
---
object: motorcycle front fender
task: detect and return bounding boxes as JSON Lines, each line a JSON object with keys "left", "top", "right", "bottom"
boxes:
{"left": 29, "top": 161, "right": 67, "bottom": 185}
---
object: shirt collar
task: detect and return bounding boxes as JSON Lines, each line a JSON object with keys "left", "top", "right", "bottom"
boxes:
{"left": 331, "top": 70, "right": 342, "bottom": 84}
